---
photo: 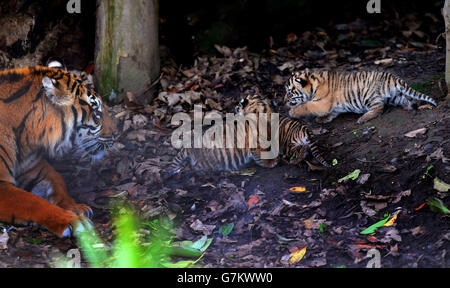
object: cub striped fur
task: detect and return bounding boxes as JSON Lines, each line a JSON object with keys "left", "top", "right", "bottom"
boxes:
{"left": 164, "top": 101, "right": 278, "bottom": 178}
{"left": 284, "top": 69, "right": 437, "bottom": 124}
{"left": 236, "top": 95, "right": 330, "bottom": 167}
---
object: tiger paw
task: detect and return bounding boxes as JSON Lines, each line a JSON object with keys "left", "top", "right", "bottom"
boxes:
{"left": 45, "top": 209, "right": 81, "bottom": 237}
{"left": 58, "top": 200, "right": 93, "bottom": 218}
{"left": 356, "top": 117, "right": 369, "bottom": 124}
{"left": 69, "top": 203, "right": 93, "bottom": 218}
{"left": 288, "top": 109, "right": 299, "bottom": 118}
{"left": 62, "top": 217, "right": 94, "bottom": 238}
{"left": 61, "top": 216, "right": 94, "bottom": 237}
{"left": 316, "top": 115, "right": 335, "bottom": 123}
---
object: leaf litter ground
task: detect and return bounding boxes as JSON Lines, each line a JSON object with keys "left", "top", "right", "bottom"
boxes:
{"left": 0, "top": 17, "right": 449, "bottom": 268}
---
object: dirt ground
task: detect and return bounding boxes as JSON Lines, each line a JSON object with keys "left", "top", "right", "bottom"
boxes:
{"left": 0, "top": 49, "right": 448, "bottom": 268}
{"left": 0, "top": 7, "right": 449, "bottom": 267}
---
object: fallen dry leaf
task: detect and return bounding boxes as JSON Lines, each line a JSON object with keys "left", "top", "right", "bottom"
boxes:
{"left": 303, "top": 214, "right": 324, "bottom": 229}
{"left": 288, "top": 186, "right": 308, "bottom": 193}
{"left": 374, "top": 58, "right": 393, "bottom": 65}
{"left": 384, "top": 211, "right": 400, "bottom": 227}
{"left": 433, "top": 178, "right": 450, "bottom": 192}
{"left": 380, "top": 228, "right": 402, "bottom": 243}
{"left": 356, "top": 173, "right": 370, "bottom": 184}
{"left": 404, "top": 128, "right": 427, "bottom": 138}
{"left": 411, "top": 226, "right": 426, "bottom": 236}
{"left": 190, "top": 219, "right": 216, "bottom": 236}
{"left": 426, "top": 148, "right": 449, "bottom": 164}
{"left": 247, "top": 195, "right": 259, "bottom": 207}
{"left": 289, "top": 247, "right": 307, "bottom": 264}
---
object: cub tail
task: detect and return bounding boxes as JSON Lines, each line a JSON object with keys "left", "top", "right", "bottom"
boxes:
{"left": 304, "top": 128, "right": 330, "bottom": 168}
{"left": 396, "top": 80, "right": 437, "bottom": 106}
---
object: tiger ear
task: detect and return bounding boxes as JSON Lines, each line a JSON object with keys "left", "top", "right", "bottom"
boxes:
{"left": 42, "top": 76, "right": 74, "bottom": 105}
{"left": 46, "top": 57, "right": 66, "bottom": 70}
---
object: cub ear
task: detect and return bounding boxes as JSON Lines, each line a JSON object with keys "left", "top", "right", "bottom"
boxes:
{"left": 42, "top": 76, "right": 73, "bottom": 105}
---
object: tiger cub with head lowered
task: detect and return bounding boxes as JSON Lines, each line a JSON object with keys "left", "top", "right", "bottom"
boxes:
{"left": 284, "top": 69, "right": 437, "bottom": 124}
{"left": 235, "top": 94, "right": 330, "bottom": 167}
{"left": 164, "top": 99, "right": 279, "bottom": 178}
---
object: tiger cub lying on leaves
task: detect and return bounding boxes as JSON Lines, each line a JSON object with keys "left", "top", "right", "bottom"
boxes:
{"left": 284, "top": 69, "right": 437, "bottom": 124}
{"left": 163, "top": 97, "right": 279, "bottom": 178}
{"left": 235, "top": 94, "right": 330, "bottom": 167}
{"left": 164, "top": 94, "right": 329, "bottom": 178}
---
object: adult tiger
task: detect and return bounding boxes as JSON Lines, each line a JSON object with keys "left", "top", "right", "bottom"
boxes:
{"left": 0, "top": 62, "right": 116, "bottom": 237}
{"left": 284, "top": 69, "right": 437, "bottom": 124}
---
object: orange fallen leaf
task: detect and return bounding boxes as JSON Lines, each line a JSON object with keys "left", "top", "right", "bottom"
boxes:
{"left": 288, "top": 186, "right": 308, "bottom": 193}
{"left": 303, "top": 214, "right": 322, "bottom": 229}
{"left": 212, "top": 83, "right": 224, "bottom": 90}
{"left": 351, "top": 244, "right": 386, "bottom": 249}
{"left": 367, "top": 236, "right": 379, "bottom": 243}
{"left": 289, "top": 247, "right": 307, "bottom": 264}
{"left": 247, "top": 195, "right": 259, "bottom": 207}
{"left": 383, "top": 211, "right": 400, "bottom": 227}
{"left": 415, "top": 202, "right": 427, "bottom": 211}
{"left": 269, "top": 49, "right": 279, "bottom": 55}
{"left": 355, "top": 239, "right": 368, "bottom": 244}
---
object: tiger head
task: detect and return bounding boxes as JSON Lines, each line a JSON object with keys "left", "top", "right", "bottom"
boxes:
{"left": 284, "top": 69, "right": 318, "bottom": 107}
{"left": 235, "top": 94, "right": 274, "bottom": 115}
{"left": 40, "top": 65, "right": 117, "bottom": 161}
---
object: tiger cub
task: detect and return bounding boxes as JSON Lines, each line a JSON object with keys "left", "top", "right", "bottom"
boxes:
{"left": 235, "top": 94, "right": 330, "bottom": 167}
{"left": 284, "top": 69, "right": 437, "bottom": 124}
{"left": 164, "top": 100, "right": 279, "bottom": 178}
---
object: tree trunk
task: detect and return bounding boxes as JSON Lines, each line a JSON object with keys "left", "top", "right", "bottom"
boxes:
{"left": 444, "top": 0, "right": 450, "bottom": 101}
{"left": 94, "top": 0, "right": 159, "bottom": 103}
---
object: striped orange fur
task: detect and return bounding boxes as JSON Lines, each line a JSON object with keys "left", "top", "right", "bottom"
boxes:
{"left": 237, "top": 95, "right": 330, "bottom": 167}
{"left": 0, "top": 63, "right": 116, "bottom": 236}
{"left": 284, "top": 69, "right": 437, "bottom": 124}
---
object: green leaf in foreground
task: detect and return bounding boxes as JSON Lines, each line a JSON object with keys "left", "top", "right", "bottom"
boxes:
{"left": 338, "top": 169, "right": 361, "bottom": 183}
{"left": 218, "top": 223, "right": 234, "bottom": 236}
{"left": 360, "top": 214, "right": 390, "bottom": 234}
{"left": 54, "top": 205, "right": 206, "bottom": 268}
{"left": 427, "top": 197, "right": 450, "bottom": 215}
{"left": 169, "top": 236, "right": 213, "bottom": 258}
